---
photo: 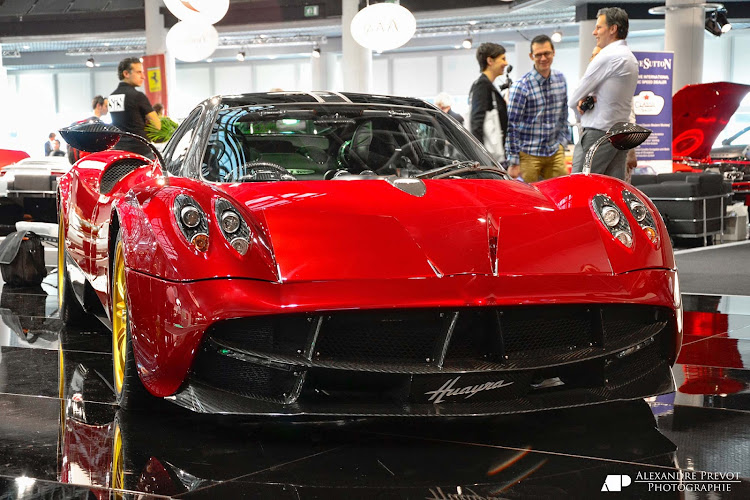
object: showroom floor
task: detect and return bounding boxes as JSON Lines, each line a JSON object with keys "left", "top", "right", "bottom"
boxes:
{"left": 0, "top": 247, "right": 748, "bottom": 499}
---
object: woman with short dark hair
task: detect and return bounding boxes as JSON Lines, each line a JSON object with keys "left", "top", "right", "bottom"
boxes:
{"left": 469, "top": 43, "right": 510, "bottom": 169}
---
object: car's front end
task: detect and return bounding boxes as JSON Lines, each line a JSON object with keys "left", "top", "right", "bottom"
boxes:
{"left": 119, "top": 173, "right": 681, "bottom": 416}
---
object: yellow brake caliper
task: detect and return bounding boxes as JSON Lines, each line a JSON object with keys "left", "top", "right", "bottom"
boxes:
{"left": 113, "top": 242, "right": 128, "bottom": 396}
{"left": 58, "top": 214, "right": 65, "bottom": 311}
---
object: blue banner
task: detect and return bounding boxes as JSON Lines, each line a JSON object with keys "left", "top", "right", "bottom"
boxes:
{"left": 632, "top": 51, "right": 674, "bottom": 167}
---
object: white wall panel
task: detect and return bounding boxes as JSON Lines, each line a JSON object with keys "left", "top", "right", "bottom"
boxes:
{"left": 725, "top": 31, "right": 750, "bottom": 142}
{"left": 627, "top": 35, "right": 665, "bottom": 52}
{"left": 57, "top": 72, "right": 93, "bottom": 125}
{"left": 392, "top": 55, "right": 438, "bottom": 98}
{"left": 298, "top": 61, "right": 313, "bottom": 91}
{"left": 214, "top": 64, "right": 253, "bottom": 95}
{"left": 328, "top": 55, "right": 343, "bottom": 92}
{"left": 730, "top": 32, "right": 750, "bottom": 93}
{"left": 16, "top": 73, "right": 57, "bottom": 155}
{"left": 372, "top": 58, "right": 390, "bottom": 95}
{"left": 702, "top": 35, "right": 731, "bottom": 84}
{"left": 173, "top": 67, "right": 211, "bottom": 118}
{"left": 255, "top": 62, "right": 297, "bottom": 92}
{"left": 94, "top": 69, "right": 119, "bottom": 100}
{"left": 441, "top": 53, "right": 476, "bottom": 98}
{"left": 551, "top": 45, "right": 579, "bottom": 94}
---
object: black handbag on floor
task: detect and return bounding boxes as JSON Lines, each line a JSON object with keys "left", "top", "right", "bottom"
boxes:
{"left": 0, "top": 230, "right": 48, "bottom": 286}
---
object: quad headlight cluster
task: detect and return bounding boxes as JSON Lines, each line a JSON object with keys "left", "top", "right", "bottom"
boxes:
{"left": 214, "top": 197, "right": 251, "bottom": 255}
{"left": 592, "top": 194, "right": 633, "bottom": 247}
{"left": 592, "top": 191, "right": 659, "bottom": 248}
{"left": 174, "top": 194, "right": 209, "bottom": 252}
{"left": 174, "top": 194, "right": 251, "bottom": 255}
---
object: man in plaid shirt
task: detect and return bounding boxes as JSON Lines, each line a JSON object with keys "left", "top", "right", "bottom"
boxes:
{"left": 506, "top": 35, "right": 569, "bottom": 183}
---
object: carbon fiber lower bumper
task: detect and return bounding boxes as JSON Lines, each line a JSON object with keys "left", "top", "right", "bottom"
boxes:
{"left": 170, "top": 329, "right": 676, "bottom": 416}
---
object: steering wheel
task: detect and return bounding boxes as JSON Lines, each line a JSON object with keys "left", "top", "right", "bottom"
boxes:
{"left": 237, "top": 162, "right": 295, "bottom": 182}
{"left": 375, "top": 138, "right": 451, "bottom": 175}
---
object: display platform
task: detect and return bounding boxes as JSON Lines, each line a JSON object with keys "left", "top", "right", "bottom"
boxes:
{"left": 0, "top": 269, "right": 748, "bottom": 498}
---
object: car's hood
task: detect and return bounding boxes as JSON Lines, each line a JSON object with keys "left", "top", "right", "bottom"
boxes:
{"left": 673, "top": 82, "right": 750, "bottom": 160}
{"left": 224, "top": 179, "right": 613, "bottom": 282}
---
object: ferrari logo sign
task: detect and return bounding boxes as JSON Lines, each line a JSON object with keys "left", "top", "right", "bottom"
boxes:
{"left": 148, "top": 68, "right": 162, "bottom": 93}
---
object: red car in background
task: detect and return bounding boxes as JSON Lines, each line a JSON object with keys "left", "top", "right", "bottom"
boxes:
{"left": 672, "top": 82, "right": 750, "bottom": 204}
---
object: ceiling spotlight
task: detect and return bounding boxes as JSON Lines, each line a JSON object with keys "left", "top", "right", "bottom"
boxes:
{"left": 551, "top": 30, "right": 563, "bottom": 43}
{"left": 85, "top": 57, "right": 95, "bottom": 68}
{"left": 462, "top": 37, "right": 473, "bottom": 49}
{"left": 311, "top": 45, "right": 321, "bottom": 58}
{"left": 705, "top": 9, "right": 731, "bottom": 36}
{"left": 236, "top": 50, "right": 246, "bottom": 62}
{"left": 716, "top": 9, "right": 732, "bottom": 33}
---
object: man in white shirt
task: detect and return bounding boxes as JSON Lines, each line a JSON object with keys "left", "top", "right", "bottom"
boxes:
{"left": 569, "top": 7, "right": 638, "bottom": 179}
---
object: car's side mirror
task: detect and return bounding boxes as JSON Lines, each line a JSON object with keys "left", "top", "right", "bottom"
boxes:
{"left": 59, "top": 120, "right": 165, "bottom": 166}
{"left": 582, "top": 122, "right": 652, "bottom": 175}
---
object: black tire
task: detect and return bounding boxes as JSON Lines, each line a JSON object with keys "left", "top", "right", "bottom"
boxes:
{"left": 58, "top": 214, "right": 87, "bottom": 325}
{"left": 116, "top": 321, "right": 155, "bottom": 410}
{"left": 112, "top": 231, "right": 155, "bottom": 410}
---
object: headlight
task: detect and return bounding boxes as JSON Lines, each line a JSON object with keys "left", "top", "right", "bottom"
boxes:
{"left": 629, "top": 201, "right": 648, "bottom": 222}
{"left": 174, "top": 194, "right": 209, "bottom": 252}
{"left": 221, "top": 211, "right": 241, "bottom": 233}
{"left": 181, "top": 206, "right": 201, "bottom": 228}
{"left": 601, "top": 206, "right": 621, "bottom": 227}
{"left": 623, "top": 190, "right": 659, "bottom": 245}
{"left": 215, "top": 198, "right": 252, "bottom": 255}
{"left": 230, "top": 237, "right": 249, "bottom": 255}
{"left": 614, "top": 231, "right": 632, "bottom": 247}
{"left": 592, "top": 194, "right": 633, "bottom": 248}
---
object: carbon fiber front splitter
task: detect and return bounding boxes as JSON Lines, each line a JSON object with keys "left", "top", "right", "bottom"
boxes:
{"left": 167, "top": 359, "right": 675, "bottom": 416}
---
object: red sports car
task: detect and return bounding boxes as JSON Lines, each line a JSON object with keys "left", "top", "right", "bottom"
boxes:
{"left": 672, "top": 81, "right": 750, "bottom": 204}
{"left": 58, "top": 91, "right": 682, "bottom": 415}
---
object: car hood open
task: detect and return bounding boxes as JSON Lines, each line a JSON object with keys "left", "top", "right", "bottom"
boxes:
{"left": 673, "top": 82, "right": 750, "bottom": 160}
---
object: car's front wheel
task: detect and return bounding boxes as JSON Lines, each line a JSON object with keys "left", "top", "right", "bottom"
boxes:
{"left": 112, "top": 233, "right": 153, "bottom": 409}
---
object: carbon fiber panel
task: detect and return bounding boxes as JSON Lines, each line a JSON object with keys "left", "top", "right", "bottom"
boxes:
{"left": 204, "top": 304, "right": 671, "bottom": 373}
{"left": 183, "top": 331, "right": 674, "bottom": 414}
{"left": 170, "top": 359, "right": 675, "bottom": 416}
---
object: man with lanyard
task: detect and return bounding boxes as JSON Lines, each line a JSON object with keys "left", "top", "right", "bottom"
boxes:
{"left": 109, "top": 57, "right": 161, "bottom": 159}
{"left": 568, "top": 7, "right": 638, "bottom": 179}
{"left": 506, "top": 34, "right": 569, "bottom": 183}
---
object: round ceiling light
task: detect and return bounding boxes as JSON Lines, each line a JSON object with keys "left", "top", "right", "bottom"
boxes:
{"left": 166, "top": 21, "right": 219, "bottom": 62}
{"left": 163, "top": 0, "right": 229, "bottom": 25}
{"left": 350, "top": 3, "right": 417, "bottom": 52}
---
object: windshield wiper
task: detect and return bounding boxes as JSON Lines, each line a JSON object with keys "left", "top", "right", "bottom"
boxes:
{"left": 416, "top": 160, "right": 504, "bottom": 179}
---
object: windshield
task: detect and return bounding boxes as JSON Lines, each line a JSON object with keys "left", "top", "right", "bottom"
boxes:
{"left": 201, "top": 104, "right": 502, "bottom": 182}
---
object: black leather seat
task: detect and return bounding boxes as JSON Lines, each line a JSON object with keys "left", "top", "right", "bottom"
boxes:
{"left": 349, "top": 119, "right": 401, "bottom": 172}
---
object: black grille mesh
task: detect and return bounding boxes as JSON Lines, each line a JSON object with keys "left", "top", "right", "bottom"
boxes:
{"left": 501, "top": 308, "right": 592, "bottom": 358}
{"left": 604, "top": 337, "right": 665, "bottom": 390}
{"left": 204, "top": 305, "right": 671, "bottom": 369}
{"left": 99, "top": 159, "right": 146, "bottom": 194}
{"left": 314, "top": 311, "right": 444, "bottom": 362}
{"left": 602, "top": 306, "right": 668, "bottom": 348}
{"left": 209, "top": 316, "right": 308, "bottom": 356}
{"left": 191, "top": 342, "right": 299, "bottom": 402}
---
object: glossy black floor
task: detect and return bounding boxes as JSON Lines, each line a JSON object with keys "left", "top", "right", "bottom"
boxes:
{"left": 0, "top": 270, "right": 749, "bottom": 499}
